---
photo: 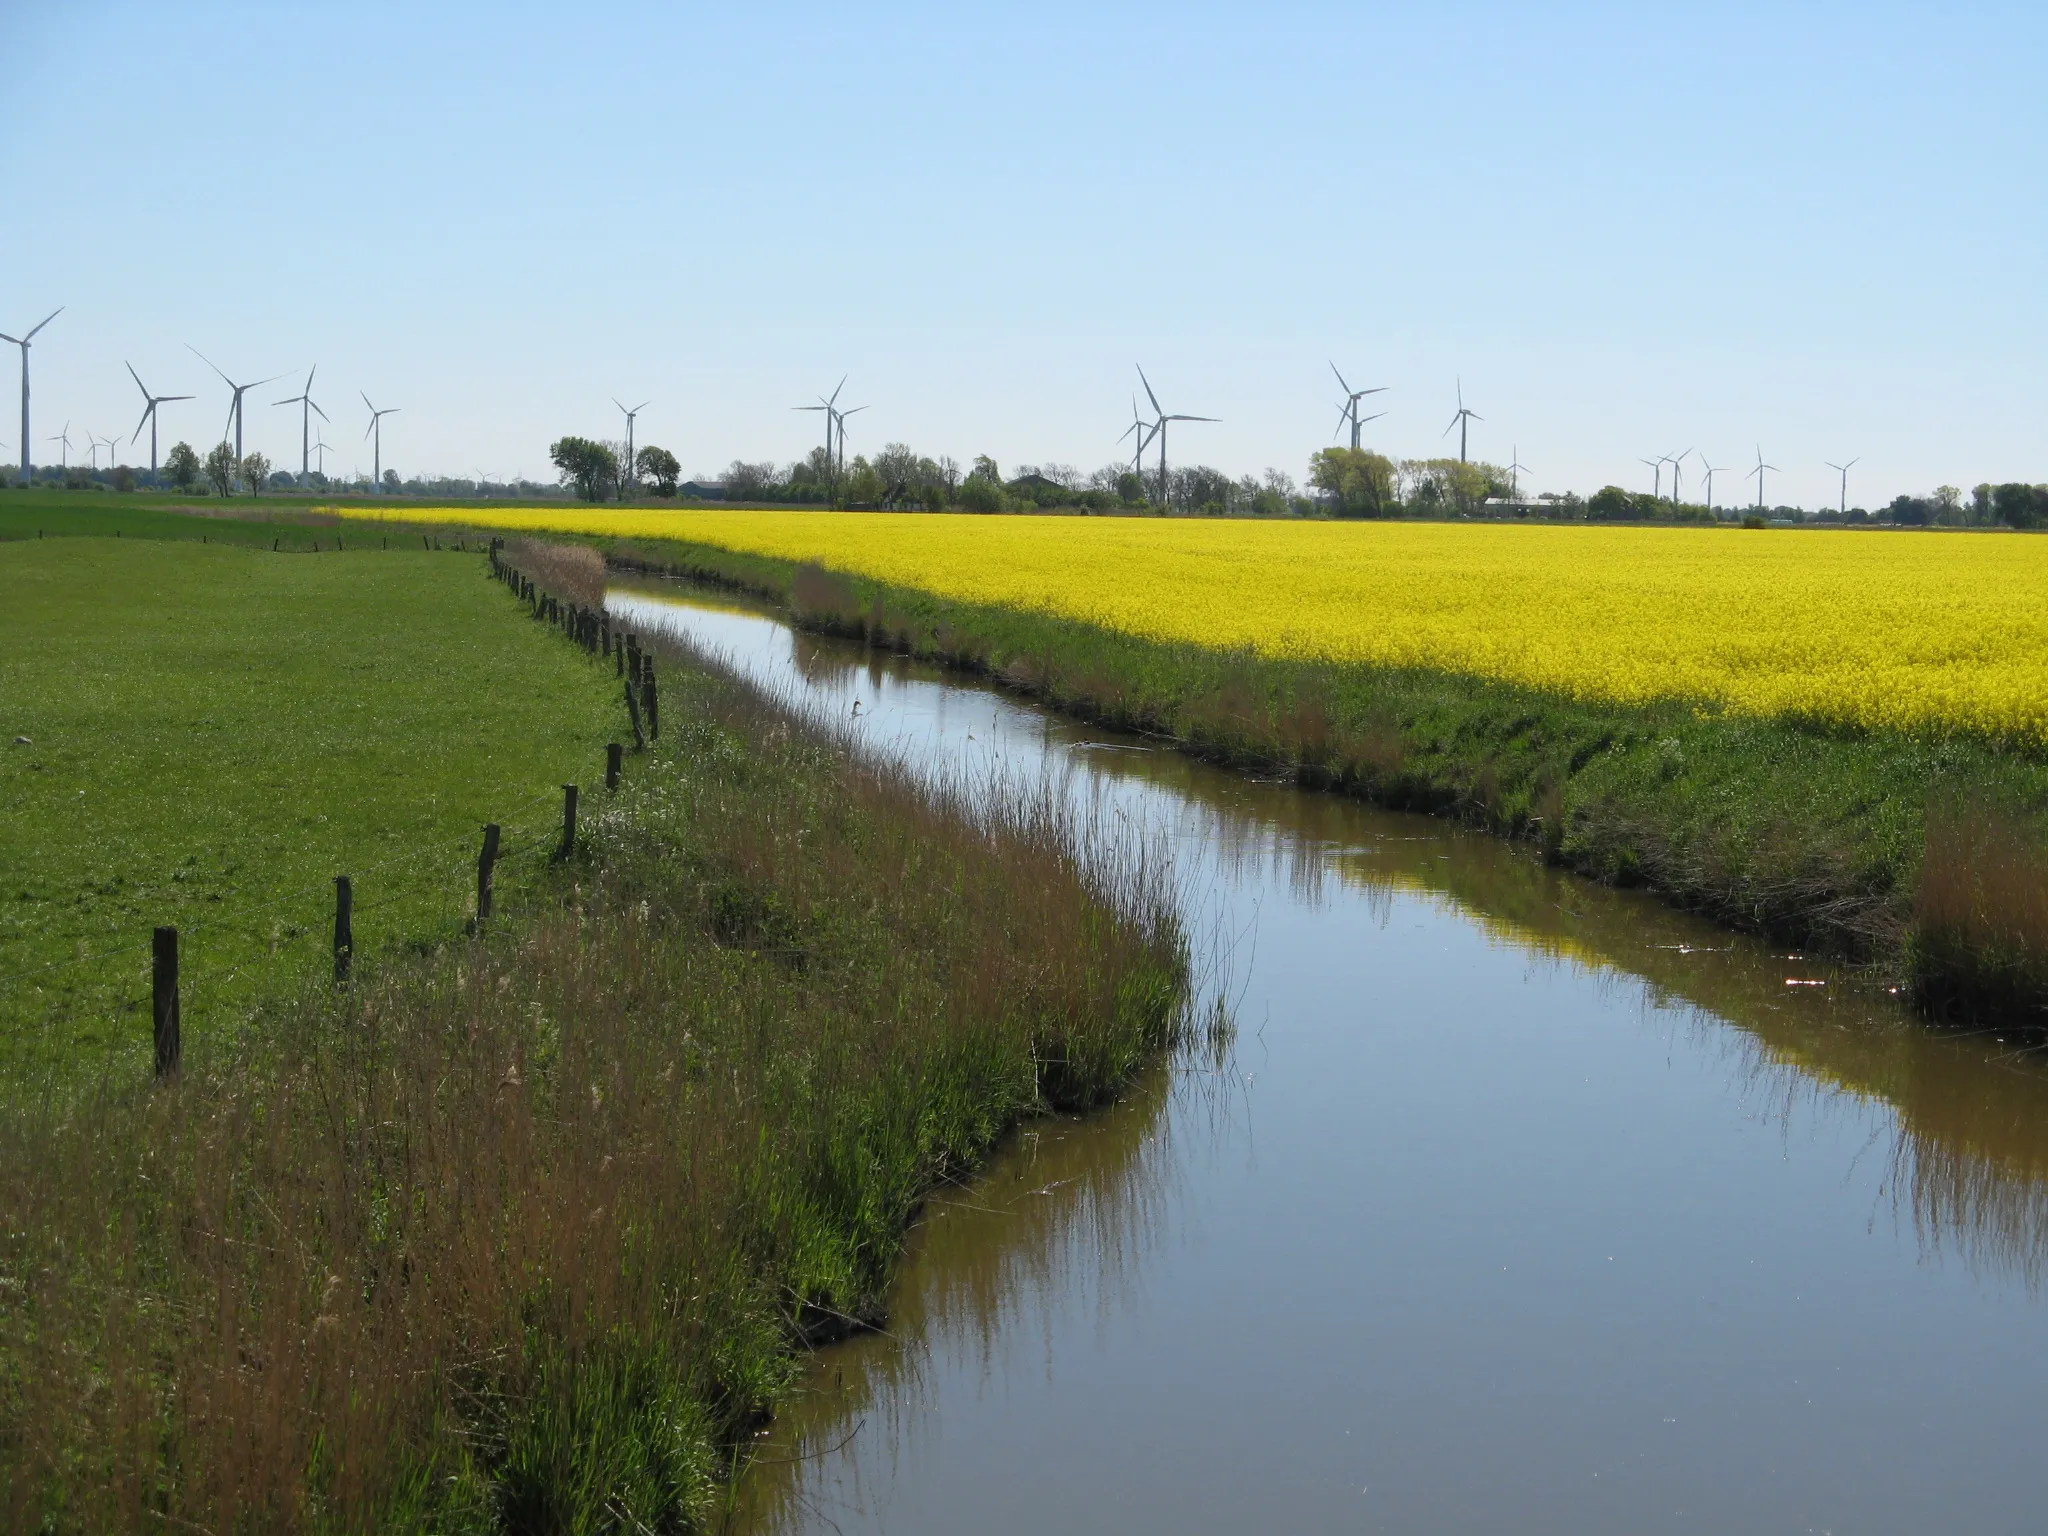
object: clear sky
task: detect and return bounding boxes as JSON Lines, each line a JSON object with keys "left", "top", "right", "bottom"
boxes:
{"left": 3, "top": 1, "right": 2041, "bottom": 506}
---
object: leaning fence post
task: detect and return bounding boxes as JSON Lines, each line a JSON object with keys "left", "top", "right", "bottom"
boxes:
{"left": 333, "top": 875, "right": 353, "bottom": 983}
{"left": 624, "top": 677, "right": 646, "bottom": 750}
{"left": 153, "top": 926, "right": 181, "bottom": 1078}
{"left": 476, "top": 823, "right": 502, "bottom": 924}
{"left": 606, "top": 741, "right": 622, "bottom": 791}
{"left": 642, "top": 668, "right": 659, "bottom": 739}
{"left": 557, "top": 785, "right": 579, "bottom": 861}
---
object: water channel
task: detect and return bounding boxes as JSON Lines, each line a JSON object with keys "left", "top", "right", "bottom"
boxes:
{"left": 609, "top": 583, "right": 2048, "bottom": 1535}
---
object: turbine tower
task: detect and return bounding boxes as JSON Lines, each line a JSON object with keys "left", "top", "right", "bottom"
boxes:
{"left": 46, "top": 422, "right": 73, "bottom": 470}
{"left": 89, "top": 432, "right": 119, "bottom": 473}
{"left": 1442, "top": 379, "right": 1481, "bottom": 463}
{"left": 1330, "top": 363, "right": 1387, "bottom": 450}
{"left": 1748, "top": 445, "right": 1779, "bottom": 511}
{"left": 831, "top": 402, "right": 867, "bottom": 482}
{"left": 274, "top": 367, "right": 329, "bottom": 478}
{"left": 613, "top": 398, "right": 649, "bottom": 501}
{"left": 362, "top": 393, "right": 399, "bottom": 491}
{"left": 126, "top": 363, "right": 193, "bottom": 477}
{"left": 1825, "top": 457, "right": 1860, "bottom": 516}
{"left": 310, "top": 432, "right": 333, "bottom": 477}
{"left": 1639, "top": 456, "right": 1665, "bottom": 500}
{"left": 0, "top": 307, "right": 62, "bottom": 483}
{"left": 1507, "top": 447, "right": 1530, "bottom": 501}
{"left": 188, "top": 346, "right": 280, "bottom": 460}
{"left": 1135, "top": 365, "right": 1217, "bottom": 507}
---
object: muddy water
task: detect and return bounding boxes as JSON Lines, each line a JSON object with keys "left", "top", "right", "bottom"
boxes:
{"left": 610, "top": 586, "right": 2048, "bottom": 1536}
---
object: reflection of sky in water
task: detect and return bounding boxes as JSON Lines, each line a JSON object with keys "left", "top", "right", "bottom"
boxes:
{"left": 612, "top": 588, "right": 2048, "bottom": 1536}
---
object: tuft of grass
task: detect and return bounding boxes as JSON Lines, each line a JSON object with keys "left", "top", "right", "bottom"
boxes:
{"left": 1911, "top": 798, "right": 2048, "bottom": 1022}
{"left": 0, "top": 624, "right": 1187, "bottom": 1532}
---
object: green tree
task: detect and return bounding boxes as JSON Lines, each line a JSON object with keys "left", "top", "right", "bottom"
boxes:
{"left": 112, "top": 465, "right": 137, "bottom": 493}
{"left": 204, "top": 442, "right": 238, "bottom": 497}
{"left": 165, "top": 442, "right": 201, "bottom": 493}
{"left": 1308, "top": 447, "right": 1397, "bottom": 517}
{"left": 1587, "top": 485, "right": 1633, "bottom": 521}
{"left": 1992, "top": 482, "right": 2048, "bottom": 529}
{"left": 240, "top": 452, "right": 271, "bottom": 498}
{"left": 635, "top": 445, "right": 681, "bottom": 497}
{"left": 956, "top": 474, "right": 1005, "bottom": 513}
{"left": 550, "top": 436, "right": 619, "bottom": 502}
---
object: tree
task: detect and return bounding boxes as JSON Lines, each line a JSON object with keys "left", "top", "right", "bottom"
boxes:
{"left": 1587, "top": 485, "right": 1634, "bottom": 521}
{"left": 165, "top": 441, "right": 201, "bottom": 493}
{"left": 725, "top": 460, "right": 778, "bottom": 501}
{"left": 1992, "top": 482, "right": 2048, "bottom": 529}
{"left": 956, "top": 474, "right": 1005, "bottom": 513}
{"left": 635, "top": 445, "right": 681, "bottom": 497}
{"left": 382, "top": 468, "right": 400, "bottom": 493}
{"left": 112, "top": 465, "right": 137, "bottom": 493}
{"left": 550, "top": 436, "right": 619, "bottom": 502}
{"left": 241, "top": 452, "right": 271, "bottom": 497}
{"left": 1115, "top": 470, "right": 1146, "bottom": 506}
{"left": 844, "top": 455, "right": 884, "bottom": 507}
{"left": 1309, "top": 447, "right": 1397, "bottom": 517}
{"left": 204, "top": 442, "right": 238, "bottom": 497}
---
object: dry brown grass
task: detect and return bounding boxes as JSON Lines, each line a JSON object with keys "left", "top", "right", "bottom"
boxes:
{"left": 509, "top": 536, "right": 609, "bottom": 607}
{"left": 0, "top": 655, "right": 1185, "bottom": 1533}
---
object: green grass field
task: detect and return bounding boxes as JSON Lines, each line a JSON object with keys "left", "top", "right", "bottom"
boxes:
{"left": 0, "top": 533, "right": 623, "bottom": 1079}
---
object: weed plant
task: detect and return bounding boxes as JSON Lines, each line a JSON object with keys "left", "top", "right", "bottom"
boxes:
{"left": 0, "top": 638, "right": 1187, "bottom": 1532}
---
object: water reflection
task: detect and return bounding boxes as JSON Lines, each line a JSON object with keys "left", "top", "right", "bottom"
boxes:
{"left": 609, "top": 584, "right": 2048, "bottom": 1536}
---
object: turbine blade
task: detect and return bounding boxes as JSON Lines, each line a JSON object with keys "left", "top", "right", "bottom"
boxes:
{"left": 131, "top": 401, "right": 153, "bottom": 444}
{"left": 0, "top": 333, "right": 19, "bottom": 346}
{"left": 187, "top": 345, "right": 236, "bottom": 386}
{"left": 311, "top": 400, "right": 328, "bottom": 421}
{"left": 165, "top": 394, "right": 193, "bottom": 402}
{"left": 1331, "top": 361, "right": 1350, "bottom": 394}
{"left": 1359, "top": 411, "right": 1386, "bottom": 424}
{"left": 23, "top": 307, "right": 62, "bottom": 342}
{"left": 1136, "top": 365, "right": 1163, "bottom": 417}
{"left": 126, "top": 360, "right": 148, "bottom": 397}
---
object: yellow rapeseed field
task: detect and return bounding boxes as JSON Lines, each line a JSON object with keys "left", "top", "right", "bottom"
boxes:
{"left": 342, "top": 506, "right": 2048, "bottom": 740}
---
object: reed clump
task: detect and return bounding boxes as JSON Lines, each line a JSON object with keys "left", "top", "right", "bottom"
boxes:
{"left": 508, "top": 535, "right": 608, "bottom": 606}
{"left": 0, "top": 658, "right": 1186, "bottom": 1533}
{"left": 1912, "top": 797, "right": 2048, "bottom": 1023}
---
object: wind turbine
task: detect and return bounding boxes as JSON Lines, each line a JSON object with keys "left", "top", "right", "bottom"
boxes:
{"left": 1117, "top": 394, "right": 1157, "bottom": 478}
{"left": 362, "top": 393, "right": 399, "bottom": 491}
{"left": 273, "top": 367, "right": 328, "bottom": 478}
{"left": 187, "top": 346, "right": 280, "bottom": 461}
{"left": 794, "top": 376, "right": 847, "bottom": 491}
{"left": 1135, "top": 365, "right": 1217, "bottom": 506}
{"left": 0, "top": 307, "right": 61, "bottom": 483}
{"left": 1667, "top": 448, "right": 1692, "bottom": 504}
{"left": 832, "top": 402, "right": 867, "bottom": 481}
{"left": 1330, "top": 363, "right": 1388, "bottom": 450}
{"left": 1639, "top": 456, "right": 1665, "bottom": 499}
{"left": 1825, "top": 457, "right": 1860, "bottom": 516}
{"left": 1507, "top": 447, "right": 1530, "bottom": 501}
{"left": 1748, "top": 445, "right": 1779, "bottom": 511}
{"left": 310, "top": 432, "right": 333, "bottom": 477}
{"left": 89, "top": 432, "right": 120, "bottom": 473}
{"left": 1442, "top": 379, "right": 1481, "bottom": 463}
{"left": 126, "top": 363, "right": 193, "bottom": 476}
{"left": 46, "top": 422, "right": 73, "bottom": 470}
{"left": 613, "top": 398, "right": 649, "bottom": 500}
{"left": 1699, "top": 457, "right": 1729, "bottom": 512}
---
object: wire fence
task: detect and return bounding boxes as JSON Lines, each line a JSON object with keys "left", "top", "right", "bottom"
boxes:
{"left": 1, "top": 542, "right": 661, "bottom": 1078}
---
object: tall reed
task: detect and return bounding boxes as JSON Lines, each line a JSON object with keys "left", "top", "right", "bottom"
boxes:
{"left": 0, "top": 656, "right": 1186, "bottom": 1533}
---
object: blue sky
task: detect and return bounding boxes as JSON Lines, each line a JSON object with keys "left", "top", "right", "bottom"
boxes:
{"left": 3, "top": 1, "right": 2041, "bottom": 505}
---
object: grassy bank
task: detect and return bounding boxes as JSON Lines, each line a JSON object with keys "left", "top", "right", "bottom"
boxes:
{"left": 581, "top": 534, "right": 2048, "bottom": 1022}
{"left": 0, "top": 536, "right": 619, "bottom": 1079}
{"left": 0, "top": 533, "right": 1189, "bottom": 1531}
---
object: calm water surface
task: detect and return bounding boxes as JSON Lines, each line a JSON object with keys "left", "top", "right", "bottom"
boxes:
{"left": 610, "top": 586, "right": 2048, "bottom": 1536}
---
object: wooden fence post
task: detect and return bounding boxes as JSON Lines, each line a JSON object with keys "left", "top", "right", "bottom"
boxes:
{"left": 606, "top": 742, "right": 622, "bottom": 791}
{"left": 153, "top": 926, "right": 181, "bottom": 1078}
{"left": 642, "top": 669, "right": 659, "bottom": 739}
{"left": 476, "top": 823, "right": 502, "bottom": 924}
{"left": 333, "top": 875, "right": 353, "bottom": 983}
{"left": 557, "top": 785, "right": 579, "bottom": 861}
{"left": 624, "top": 678, "right": 646, "bottom": 750}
